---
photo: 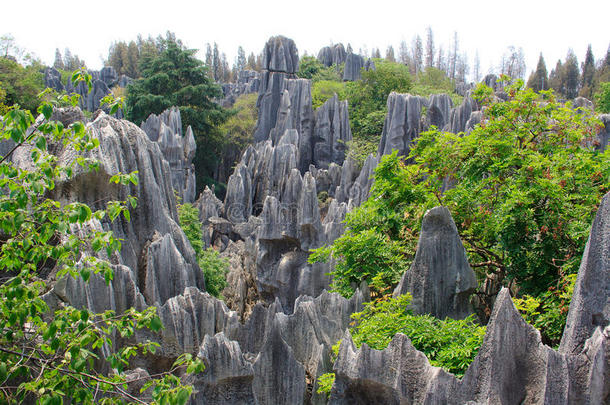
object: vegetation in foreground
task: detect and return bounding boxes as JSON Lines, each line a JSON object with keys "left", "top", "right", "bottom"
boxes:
{"left": 0, "top": 72, "right": 203, "bottom": 404}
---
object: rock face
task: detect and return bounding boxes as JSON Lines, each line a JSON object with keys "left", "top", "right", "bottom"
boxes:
{"left": 220, "top": 70, "right": 260, "bottom": 108}
{"left": 31, "top": 36, "right": 610, "bottom": 405}
{"left": 342, "top": 52, "right": 364, "bottom": 81}
{"left": 318, "top": 44, "right": 347, "bottom": 67}
{"left": 560, "top": 191, "right": 610, "bottom": 354}
{"left": 140, "top": 107, "right": 197, "bottom": 203}
{"left": 377, "top": 93, "right": 428, "bottom": 157}
{"left": 597, "top": 114, "right": 610, "bottom": 152}
{"left": 393, "top": 206, "right": 477, "bottom": 320}
{"left": 313, "top": 94, "right": 352, "bottom": 168}
{"left": 331, "top": 289, "right": 610, "bottom": 404}
{"left": 44, "top": 67, "right": 131, "bottom": 118}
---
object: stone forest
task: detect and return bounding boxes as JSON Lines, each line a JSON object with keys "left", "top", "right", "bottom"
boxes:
{"left": 0, "top": 34, "right": 609, "bottom": 404}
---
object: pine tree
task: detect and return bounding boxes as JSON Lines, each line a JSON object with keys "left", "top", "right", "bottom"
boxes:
{"left": 235, "top": 46, "right": 246, "bottom": 73}
{"left": 53, "top": 48, "right": 64, "bottom": 70}
{"left": 580, "top": 45, "right": 595, "bottom": 98}
{"left": 473, "top": 51, "right": 481, "bottom": 83}
{"left": 398, "top": 40, "right": 409, "bottom": 65}
{"left": 412, "top": 35, "right": 423, "bottom": 74}
{"left": 385, "top": 46, "right": 396, "bottom": 62}
{"left": 527, "top": 53, "right": 549, "bottom": 92}
{"left": 563, "top": 49, "right": 580, "bottom": 99}
{"left": 205, "top": 43, "right": 213, "bottom": 74}
{"left": 246, "top": 52, "right": 256, "bottom": 70}
{"left": 212, "top": 43, "right": 221, "bottom": 81}
{"left": 425, "top": 27, "right": 435, "bottom": 68}
{"left": 549, "top": 60, "right": 564, "bottom": 96}
{"left": 125, "top": 41, "right": 139, "bottom": 78}
{"left": 126, "top": 37, "right": 229, "bottom": 192}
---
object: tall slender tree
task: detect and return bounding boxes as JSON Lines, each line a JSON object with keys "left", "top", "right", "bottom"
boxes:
{"left": 53, "top": 48, "right": 64, "bottom": 70}
{"left": 563, "top": 49, "right": 580, "bottom": 99}
{"left": 580, "top": 44, "right": 595, "bottom": 97}
{"left": 412, "top": 35, "right": 423, "bottom": 74}
{"left": 527, "top": 53, "right": 549, "bottom": 92}
{"left": 425, "top": 27, "right": 435, "bottom": 68}
{"left": 385, "top": 45, "right": 396, "bottom": 62}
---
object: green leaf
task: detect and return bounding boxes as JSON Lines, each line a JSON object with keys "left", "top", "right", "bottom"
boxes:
{"left": 36, "top": 135, "right": 47, "bottom": 151}
{"left": 149, "top": 316, "right": 163, "bottom": 332}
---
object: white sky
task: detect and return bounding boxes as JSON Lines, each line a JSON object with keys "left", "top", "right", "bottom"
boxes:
{"left": 4, "top": 0, "right": 609, "bottom": 80}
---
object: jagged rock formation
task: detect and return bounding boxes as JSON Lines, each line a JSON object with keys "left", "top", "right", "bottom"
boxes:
{"left": 313, "top": 94, "right": 352, "bottom": 168}
{"left": 393, "top": 206, "right": 477, "bottom": 320}
{"left": 220, "top": 70, "right": 260, "bottom": 107}
{"left": 331, "top": 289, "right": 609, "bottom": 404}
{"left": 140, "top": 107, "right": 197, "bottom": 203}
{"left": 342, "top": 52, "right": 363, "bottom": 81}
{"left": 33, "top": 111, "right": 205, "bottom": 314}
{"left": 28, "top": 36, "right": 610, "bottom": 405}
{"left": 560, "top": 191, "right": 610, "bottom": 355}
{"left": 377, "top": 93, "right": 428, "bottom": 157}
{"left": 318, "top": 44, "right": 347, "bottom": 67}
{"left": 43, "top": 66, "right": 131, "bottom": 117}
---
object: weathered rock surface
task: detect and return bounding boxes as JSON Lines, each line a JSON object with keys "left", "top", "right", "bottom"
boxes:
{"left": 393, "top": 206, "right": 477, "bottom": 319}
{"left": 188, "top": 333, "right": 257, "bottom": 404}
{"left": 140, "top": 107, "right": 197, "bottom": 203}
{"left": 43, "top": 67, "right": 131, "bottom": 117}
{"left": 342, "top": 52, "right": 364, "bottom": 81}
{"left": 220, "top": 70, "right": 260, "bottom": 108}
{"left": 313, "top": 94, "right": 352, "bottom": 169}
{"left": 318, "top": 44, "right": 347, "bottom": 67}
{"left": 597, "top": 114, "right": 610, "bottom": 152}
{"left": 331, "top": 288, "right": 610, "bottom": 404}
{"left": 262, "top": 35, "right": 299, "bottom": 74}
{"left": 560, "top": 191, "right": 610, "bottom": 355}
{"left": 377, "top": 93, "right": 427, "bottom": 157}
{"left": 42, "top": 113, "right": 203, "bottom": 312}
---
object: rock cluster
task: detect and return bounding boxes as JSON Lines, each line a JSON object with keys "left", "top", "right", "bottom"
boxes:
{"left": 29, "top": 36, "right": 610, "bottom": 405}
{"left": 318, "top": 44, "right": 347, "bottom": 67}
{"left": 140, "top": 107, "right": 197, "bottom": 203}
{"left": 220, "top": 70, "right": 260, "bottom": 107}
{"left": 43, "top": 66, "right": 132, "bottom": 117}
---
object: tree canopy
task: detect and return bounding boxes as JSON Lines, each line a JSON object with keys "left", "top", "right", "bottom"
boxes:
{"left": 126, "top": 37, "right": 230, "bottom": 192}
{"left": 311, "top": 79, "right": 609, "bottom": 342}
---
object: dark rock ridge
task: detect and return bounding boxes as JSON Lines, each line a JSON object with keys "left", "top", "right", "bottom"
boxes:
{"left": 393, "top": 206, "right": 477, "bottom": 320}
{"left": 317, "top": 44, "right": 347, "bottom": 67}
{"left": 140, "top": 107, "right": 196, "bottom": 203}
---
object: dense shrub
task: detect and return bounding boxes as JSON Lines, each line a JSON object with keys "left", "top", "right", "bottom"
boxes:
{"left": 177, "top": 202, "right": 228, "bottom": 297}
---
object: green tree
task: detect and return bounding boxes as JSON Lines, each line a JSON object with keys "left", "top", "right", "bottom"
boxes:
{"left": 125, "top": 41, "right": 139, "bottom": 78}
{"left": 0, "top": 71, "right": 203, "bottom": 403}
{"left": 297, "top": 55, "right": 324, "bottom": 79}
{"left": 126, "top": 37, "right": 229, "bottom": 193}
{"left": 549, "top": 60, "right": 564, "bottom": 95}
{"left": 344, "top": 60, "right": 412, "bottom": 140}
{"left": 177, "top": 203, "right": 228, "bottom": 297}
{"left": 563, "top": 49, "right": 580, "bottom": 99}
{"left": 53, "top": 48, "right": 64, "bottom": 70}
{"left": 594, "top": 81, "right": 610, "bottom": 113}
{"left": 312, "top": 79, "right": 608, "bottom": 300}
{"left": 527, "top": 53, "right": 549, "bottom": 92}
{"left": 580, "top": 45, "right": 595, "bottom": 98}
{"left": 0, "top": 57, "right": 44, "bottom": 112}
